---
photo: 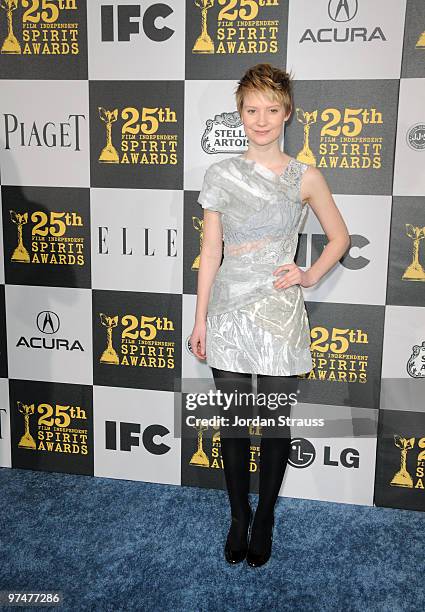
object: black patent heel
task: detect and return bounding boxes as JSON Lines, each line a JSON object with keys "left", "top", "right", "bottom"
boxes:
{"left": 246, "top": 514, "right": 274, "bottom": 567}
{"left": 224, "top": 505, "right": 253, "bottom": 564}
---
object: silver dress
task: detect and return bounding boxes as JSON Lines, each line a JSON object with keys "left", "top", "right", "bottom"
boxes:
{"left": 198, "top": 154, "right": 313, "bottom": 376}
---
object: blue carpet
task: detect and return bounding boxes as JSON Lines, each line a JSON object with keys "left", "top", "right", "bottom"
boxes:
{"left": 1, "top": 467, "right": 424, "bottom": 612}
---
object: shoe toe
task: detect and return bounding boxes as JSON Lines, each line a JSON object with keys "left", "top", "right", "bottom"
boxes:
{"left": 246, "top": 549, "right": 271, "bottom": 567}
{"left": 224, "top": 541, "right": 247, "bottom": 564}
{"left": 223, "top": 506, "right": 252, "bottom": 564}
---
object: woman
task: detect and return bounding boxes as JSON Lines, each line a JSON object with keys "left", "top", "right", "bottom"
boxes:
{"left": 190, "top": 63, "right": 350, "bottom": 568}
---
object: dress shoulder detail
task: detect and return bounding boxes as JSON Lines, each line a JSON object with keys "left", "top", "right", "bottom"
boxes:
{"left": 197, "top": 160, "right": 229, "bottom": 213}
{"left": 281, "top": 158, "right": 309, "bottom": 189}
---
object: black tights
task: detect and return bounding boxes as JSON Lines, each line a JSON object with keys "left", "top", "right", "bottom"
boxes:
{"left": 211, "top": 367, "right": 297, "bottom": 549}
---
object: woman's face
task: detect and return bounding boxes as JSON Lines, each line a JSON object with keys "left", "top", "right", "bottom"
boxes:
{"left": 240, "top": 90, "right": 290, "bottom": 149}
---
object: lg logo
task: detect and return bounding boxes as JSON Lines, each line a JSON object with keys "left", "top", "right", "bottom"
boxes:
{"left": 101, "top": 3, "right": 174, "bottom": 42}
{"left": 289, "top": 438, "right": 316, "bottom": 468}
{"left": 289, "top": 438, "right": 360, "bottom": 469}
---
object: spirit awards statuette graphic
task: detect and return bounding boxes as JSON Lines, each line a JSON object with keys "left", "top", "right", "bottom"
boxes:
{"left": 100, "top": 313, "right": 119, "bottom": 365}
{"left": 189, "top": 422, "right": 209, "bottom": 467}
{"left": 10, "top": 210, "right": 30, "bottom": 263}
{"left": 98, "top": 107, "right": 119, "bottom": 164}
{"left": 390, "top": 435, "right": 416, "bottom": 488}
{"left": 18, "top": 402, "right": 36, "bottom": 450}
{"left": 402, "top": 224, "right": 425, "bottom": 281}
{"left": 189, "top": 422, "right": 220, "bottom": 467}
{"left": 192, "top": 0, "right": 214, "bottom": 54}
{"left": 416, "top": 29, "right": 425, "bottom": 48}
{"left": 0, "top": 0, "right": 20, "bottom": 54}
{"left": 191, "top": 215, "right": 204, "bottom": 270}
{"left": 296, "top": 108, "right": 317, "bottom": 166}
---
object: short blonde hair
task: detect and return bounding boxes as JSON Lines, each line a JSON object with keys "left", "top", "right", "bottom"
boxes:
{"left": 235, "top": 63, "right": 294, "bottom": 118}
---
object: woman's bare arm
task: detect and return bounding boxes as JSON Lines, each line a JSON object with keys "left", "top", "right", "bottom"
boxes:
{"left": 300, "top": 166, "right": 351, "bottom": 286}
{"left": 195, "top": 210, "right": 223, "bottom": 323}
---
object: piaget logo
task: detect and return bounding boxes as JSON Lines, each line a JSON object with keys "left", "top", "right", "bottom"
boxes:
{"left": 294, "top": 104, "right": 383, "bottom": 169}
{"left": 192, "top": 0, "right": 280, "bottom": 55}
{"left": 98, "top": 311, "right": 175, "bottom": 369}
{"left": 0, "top": 0, "right": 80, "bottom": 56}
{"left": 17, "top": 399, "right": 89, "bottom": 455}
{"left": 303, "top": 326, "right": 368, "bottom": 383}
{"left": 97, "top": 104, "right": 178, "bottom": 166}
{"left": 9, "top": 208, "right": 85, "bottom": 266}
{"left": 2, "top": 113, "right": 85, "bottom": 150}
{"left": 390, "top": 435, "right": 425, "bottom": 491}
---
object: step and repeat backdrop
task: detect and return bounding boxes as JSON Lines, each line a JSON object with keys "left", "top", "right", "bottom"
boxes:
{"left": 0, "top": 0, "right": 424, "bottom": 512}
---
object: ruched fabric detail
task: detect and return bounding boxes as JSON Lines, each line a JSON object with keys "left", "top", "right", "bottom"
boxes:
{"left": 206, "top": 294, "right": 313, "bottom": 376}
{"left": 198, "top": 155, "right": 313, "bottom": 375}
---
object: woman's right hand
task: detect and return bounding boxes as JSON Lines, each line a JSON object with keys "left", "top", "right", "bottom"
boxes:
{"left": 190, "top": 320, "right": 207, "bottom": 360}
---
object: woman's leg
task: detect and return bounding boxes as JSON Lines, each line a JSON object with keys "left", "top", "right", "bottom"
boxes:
{"left": 248, "top": 373, "right": 297, "bottom": 562}
{"left": 211, "top": 367, "right": 253, "bottom": 552}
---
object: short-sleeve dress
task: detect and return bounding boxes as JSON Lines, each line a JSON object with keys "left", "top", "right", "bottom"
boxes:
{"left": 197, "top": 154, "right": 313, "bottom": 376}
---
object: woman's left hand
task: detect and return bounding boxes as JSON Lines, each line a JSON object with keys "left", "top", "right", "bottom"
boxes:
{"left": 272, "top": 263, "right": 315, "bottom": 289}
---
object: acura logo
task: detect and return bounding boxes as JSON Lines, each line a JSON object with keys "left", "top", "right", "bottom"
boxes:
{"left": 328, "top": 0, "right": 358, "bottom": 23}
{"left": 36, "top": 311, "right": 60, "bottom": 335}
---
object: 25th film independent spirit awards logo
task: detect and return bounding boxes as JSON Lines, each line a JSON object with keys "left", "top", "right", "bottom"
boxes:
{"left": 89, "top": 81, "right": 184, "bottom": 189}
{"left": 92, "top": 290, "right": 182, "bottom": 391}
{"left": 187, "top": 0, "right": 288, "bottom": 61}
{"left": 0, "top": 0, "right": 87, "bottom": 78}
{"left": 2, "top": 186, "right": 91, "bottom": 287}
{"left": 9, "top": 379, "right": 93, "bottom": 474}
